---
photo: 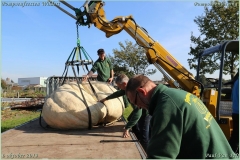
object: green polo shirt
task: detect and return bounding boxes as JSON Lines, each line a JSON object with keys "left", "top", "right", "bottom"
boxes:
{"left": 91, "top": 57, "right": 113, "bottom": 82}
{"left": 147, "top": 84, "right": 237, "bottom": 159}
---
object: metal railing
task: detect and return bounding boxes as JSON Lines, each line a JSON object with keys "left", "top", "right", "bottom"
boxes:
{"left": 45, "top": 76, "right": 97, "bottom": 97}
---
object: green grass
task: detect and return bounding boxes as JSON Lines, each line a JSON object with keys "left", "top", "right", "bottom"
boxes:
{"left": 123, "top": 103, "right": 133, "bottom": 121}
{"left": 1, "top": 110, "right": 40, "bottom": 133}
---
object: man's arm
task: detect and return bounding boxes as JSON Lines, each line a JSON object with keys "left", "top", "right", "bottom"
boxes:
{"left": 123, "top": 107, "right": 142, "bottom": 138}
{"left": 100, "top": 90, "right": 125, "bottom": 103}
{"left": 107, "top": 58, "right": 114, "bottom": 83}
{"left": 82, "top": 71, "right": 94, "bottom": 81}
{"left": 108, "top": 69, "right": 114, "bottom": 83}
{"left": 82, "top": 62, "right": 97, "bottom": 81}
{"left": 125, "top": 107, "right": 142, "bottom": 130}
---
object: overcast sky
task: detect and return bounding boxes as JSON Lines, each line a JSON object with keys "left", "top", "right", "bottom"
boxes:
{"left": 2, "top": 0, "right": 213, "bottom": 83}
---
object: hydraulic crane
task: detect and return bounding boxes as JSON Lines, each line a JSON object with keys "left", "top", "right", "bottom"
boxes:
{"left": 50, "top": 0, "right": 203, "bottom": 98}
{"left": 50, "top": 0, "right": 235, "bottom": 139}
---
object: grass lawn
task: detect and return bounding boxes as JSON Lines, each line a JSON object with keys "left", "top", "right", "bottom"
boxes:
{"left": 123, "top": 103, "right": 133, "bottom": 121}
{"left": 1, "top": 109, "right": 40, "bottom": 133}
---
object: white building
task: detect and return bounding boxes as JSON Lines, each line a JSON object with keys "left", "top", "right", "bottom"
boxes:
{"left": 18, "top": 77, "right": 48, "bottom": 87}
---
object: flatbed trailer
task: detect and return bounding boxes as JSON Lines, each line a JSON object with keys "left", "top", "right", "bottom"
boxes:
{"left": 1, "top": 118, "right": 146, "bottom": 159}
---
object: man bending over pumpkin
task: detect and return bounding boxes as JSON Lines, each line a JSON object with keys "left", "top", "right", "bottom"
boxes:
{"left": 99, "top": 74, "right": 151, "bottom": 152}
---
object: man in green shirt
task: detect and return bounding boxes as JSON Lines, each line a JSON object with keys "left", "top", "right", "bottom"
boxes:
{"left": 83, "top": 48, "right": 114, "bottom": 83}
{"left": 100, "top": 74, "right": 151, "bottom": 152}
{"left": 126, "top": 75, "right": 237, "bottom": 159}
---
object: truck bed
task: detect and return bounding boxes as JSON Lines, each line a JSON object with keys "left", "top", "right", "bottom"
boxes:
{"left": 1, "top": 118, "right": 146, "bottom": 159}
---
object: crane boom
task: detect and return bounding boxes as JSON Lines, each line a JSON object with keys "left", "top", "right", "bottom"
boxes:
{"left": 54, "top": 0, "right": 202, "bottom": 97}
{"left": 49, "top": 0, "right": 235, "bottom": 141}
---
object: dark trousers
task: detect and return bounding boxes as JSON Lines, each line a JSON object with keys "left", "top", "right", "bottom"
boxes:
{"left": 128, "top": 114, "right": 151, "bottom": 152}
{"left": 138, "top": 114, "right": 151, "bottom": 152}
{"left": 229, "top": 113, "right": 239, "bottom": 154}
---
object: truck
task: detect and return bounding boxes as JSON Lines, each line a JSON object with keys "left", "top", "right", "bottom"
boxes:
{"left": 52, "top": 0, "right": 237, "bottom": 140}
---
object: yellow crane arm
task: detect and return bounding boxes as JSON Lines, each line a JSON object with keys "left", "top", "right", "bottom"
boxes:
{"left": 55, "top": 0, "right": 202, "bottom": 97}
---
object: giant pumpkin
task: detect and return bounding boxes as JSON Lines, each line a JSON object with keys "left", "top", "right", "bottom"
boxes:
{"left": 42, "top": 81, "right": 124, "bottom": 129}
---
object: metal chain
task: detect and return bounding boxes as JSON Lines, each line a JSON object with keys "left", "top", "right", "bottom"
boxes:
{"left": 76, "top": 24, "right": 80, "bottom": 46}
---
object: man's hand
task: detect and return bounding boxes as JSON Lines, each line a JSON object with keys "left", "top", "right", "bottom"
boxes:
{"left": 122, "top": 128, "right": 130, "bottom": 138}
{"left": 82, "top": 75, "right": 89, "bottom": 82}
{"left": 108, "top": 77, "right": 113, "bottom": 83}
{"left": 99, "top": 98, "right": 107, "bottom": 103}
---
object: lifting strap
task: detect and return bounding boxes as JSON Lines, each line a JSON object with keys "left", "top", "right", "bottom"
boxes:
{"left": 84, "top": 64, "right": 100, "bottom": 101}
{"left": 84, "top": 64, "right": 109, "bottom": 126}
{"left": 72, "top": 65, "right": 92, "bottom": 129}
{"left": 70, "top": 45, "right": 93, "bottom": 129}
{"left": 51, "top": 44, "right": 94, "bottom": 130}
{"left": 40, "top": 24, "right": 109, "bottom": 130}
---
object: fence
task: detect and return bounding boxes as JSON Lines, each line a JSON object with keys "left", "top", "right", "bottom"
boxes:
{"left": 45, "top": 76, "right": 97, "bottom": 97}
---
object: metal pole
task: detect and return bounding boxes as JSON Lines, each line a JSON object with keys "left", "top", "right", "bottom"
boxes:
{"left": 48, "top": 0, "right": 77, "bottom": 20}
{"left": 59, "top": 0, "right": 76, "bottom": 11}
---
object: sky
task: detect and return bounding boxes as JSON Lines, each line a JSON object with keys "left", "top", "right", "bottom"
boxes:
{"left": 2, "top": 0, "right": 215, "bottom": 83}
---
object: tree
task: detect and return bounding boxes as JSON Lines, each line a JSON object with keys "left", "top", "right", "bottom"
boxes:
{"left": 108, "top": 55, "right": 135, "bottom": 78}
{"left": 110, "top": 40, "right": 156, "bottom": 77}
{"left": 188, "top": 1, "right": 239, "bottom": 79}
{"left": 1, "top": 79, "right": 7, "bottom": 89}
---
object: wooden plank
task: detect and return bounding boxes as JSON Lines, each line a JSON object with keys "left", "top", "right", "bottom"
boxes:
{"left": 1, "top": 119, "right": 144, "bottom": 159}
